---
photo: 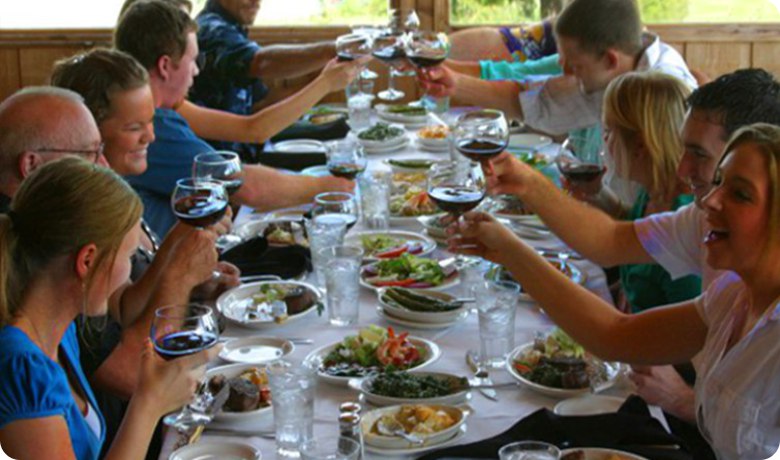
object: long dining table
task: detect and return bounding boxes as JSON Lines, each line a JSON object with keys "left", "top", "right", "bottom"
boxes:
{"left": 159, "top": 115, "right": 627, "bottom": 460}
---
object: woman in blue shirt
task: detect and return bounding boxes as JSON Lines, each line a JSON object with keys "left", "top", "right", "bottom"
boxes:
{"left": 0, "top": 157, "right": 218, "bottom": 460}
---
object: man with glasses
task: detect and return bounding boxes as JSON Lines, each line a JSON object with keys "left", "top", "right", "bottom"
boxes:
{"left": 0, "top": 86, "right": 107, "bottom": 213}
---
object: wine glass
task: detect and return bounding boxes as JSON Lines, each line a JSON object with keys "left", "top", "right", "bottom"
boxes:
{"left": 336, "top": 32, "right": 372, "bottom": 62}
{"left": 453, "top": 109, "right": 509, "bottom": 163}
{"left": 325, "top": 139, "right": 367, "bottom": 181}
{"left": 372, "top": 33, "right": 406, "bottom": 101}
{"left": 193, "top": 151, "right": 243, "bottom": 248}
{"left": 427, "top": 161, "right": 486, "bottom": 266}
{"left": 150, "top": 304, "right": 219, "bottom": 429}
{"left": 405, "top": 31, "right": 451, "bottom": 113}
{"left": 311, "top": 192, "right": 359, "bottom": 232}
{"left": 555, "top": 133, "right": 606, "bottom": 186}
{"left": 171, "top": 178, "right": 229, "bottom": 230}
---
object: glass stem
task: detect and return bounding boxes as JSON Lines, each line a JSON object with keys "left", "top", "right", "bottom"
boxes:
{"left": 387, "top": 68, "right": 396, "bottom": 92}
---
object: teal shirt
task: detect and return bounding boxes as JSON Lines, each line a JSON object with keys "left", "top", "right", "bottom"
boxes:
{"left": 479, "top": 54, "right": 561, "bottom": 81}
{"left": 620, "top": 190, "right": 702, "bottom": 312}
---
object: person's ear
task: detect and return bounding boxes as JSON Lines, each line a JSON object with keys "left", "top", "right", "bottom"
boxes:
{"left": 603, "top": 49, "right": 620, "bottom": 71}
{"left": 74, "top": 243, "right": 99, "bottom": 282}
{"left": 17, "top": 151, "right": 45, "bottom": 179}
{"left": 156, "top": 55, "right": 172, "bottom": 81}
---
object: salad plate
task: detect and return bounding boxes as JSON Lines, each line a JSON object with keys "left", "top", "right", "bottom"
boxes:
{"left": 353, "top": 371, "right": 471, "bottom": 407}
{"left": 303, "top": 326, "right": 441, "bottom": 386}
{"left": 506, "top": 331, "right": 621, "bottom": 399}
{"left": 169, "top": 439, "right": 261, "bottom": 460}
{"left": 560, "top": 448, "right": 649, "bottom": 460}
{"left": 345, "top": 230, "right": 436, "bottom": 262}
{"left": 217, "top": 280, "right": 322, "bottom": 330}
{"left": 359, "top": 254, "right": 459, "bottom": 292}
{"left": 376, "top": 104, "right": 429, "bottom": 127}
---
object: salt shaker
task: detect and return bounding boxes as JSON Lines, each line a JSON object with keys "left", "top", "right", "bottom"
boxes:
{"left": 338, "top": 412, "right": 364, "bottom": 460}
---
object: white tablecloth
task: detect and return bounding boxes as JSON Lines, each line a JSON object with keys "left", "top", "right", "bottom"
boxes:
{"left": 160, "top": 124, "right": 625, "bottom": 460}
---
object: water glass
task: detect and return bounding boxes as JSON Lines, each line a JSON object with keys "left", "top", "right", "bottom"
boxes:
{"left": 498, "top": 441, "right": 560, "bottom": 460}
{"left": 422, "top": 94, "right": 450, "bottom": 114}
{"left": 319, "top": 245, "right": 364, "bottom": 326}
{"left": 304, "top": 217, "right": 348, "bottom": 288}
{"left": 268, "top": 361, "right": 317, "bottom": 459}
{"left": 300, "top": 436, "right": 359, "bottom": 460}
{"left": 476, "top": 280, "right": 521, "bottom": 368}
{"left": 358, "top": 171, "right": 391, "bottom": 229}
{"left": 347, "top": 93, "right": 373, "bottom": 131}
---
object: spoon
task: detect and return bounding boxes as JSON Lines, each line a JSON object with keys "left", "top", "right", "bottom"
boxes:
{"left": 376, "top": 416, "right": 424, "bottom": 445}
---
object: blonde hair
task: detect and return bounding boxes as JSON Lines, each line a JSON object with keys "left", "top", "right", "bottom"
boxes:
{"left": 720, "top": 123, "right": 780, "bottom": 249}
{"left": 603, "top": 71, "right": 691, "bottom": 202}
{"left": 0, "top": 157, "right": 142, "bottom": 326}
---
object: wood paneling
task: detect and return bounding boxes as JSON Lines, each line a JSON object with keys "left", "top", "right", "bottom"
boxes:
{"left": 19, "top": 46, "right": 89, "bottom": 87}
{"left": 0, "top": 49, "right": 20, "bottom": 101}
{"left": 752, "top": 43, "right": 780, "bottom": 77}
{"left": 667, "top": 41, "right": 686, "bottom": 57}
{"left": 685, "top": 42, "right": 751, "bottom": 79}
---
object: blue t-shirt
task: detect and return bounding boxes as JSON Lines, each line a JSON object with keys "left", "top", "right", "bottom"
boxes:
{"left": 192, "top": 0, "right": 268, "bottom": 159}
{"left": 126, "top": 108, "right": 215, "bottom": 237}
{"left": 0, "top": 323, "right": 105, "bottom": 460}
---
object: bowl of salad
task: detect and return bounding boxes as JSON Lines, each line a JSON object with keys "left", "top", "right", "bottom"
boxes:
{"left": 304, "top": 325, "right": 441, "bottom": 386}
{"left": 345, "top": 230, "right": 436, "bottom": 262}
{"left": 356, "top": 122, "right": 408, "bottom": 150}
{"left": 360, "top": 253, "right": 459, "bottom": 291}
{"left": 506, "top": 329, "right": 621, "bottom": 398}
{"left": 355, "top": 371, "right": 470, "bottom": 407}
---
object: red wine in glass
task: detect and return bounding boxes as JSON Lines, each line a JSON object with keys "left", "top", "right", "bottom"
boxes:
{"left": 559, "top": 163, "right": 606, "bottom": 183}
{"left": 223, "top": 178, "right": 244, "bottom": 196}
{"left": 328, "top": 162, "right": 365, "bottom": 180}
{"left": 173, "top": 193, "right": 229, "bottom": 228}
{"left": 154, "top": 330, "right": 218, "bottom": 361}
{"left": 456, "top": 139, "right": 508, "bottom": 161}
{"left": 408, "top": 53, "right": 446, "bottom": 68}
{"left": 428, "top": 186, "right": 485, "bottom": 214}
{"left": 337, "top": 52, "right": 355, "bottom": 62}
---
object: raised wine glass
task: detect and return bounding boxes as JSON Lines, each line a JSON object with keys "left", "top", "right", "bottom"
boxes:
{"left": 171, "top": 178, "right": 229, "bottom": 230}
{"left": 325, "top": 139, "right": 367, "bottom": 181}
{"left": 427, "top": 161, "right": 486, "bottom": 266}
{"left": 555, "top": 133, "right": 606, "bottom": 186}
{"left": 453, "top": 109, "right": 509, "bottom": 163}
{"left": 311, "top": 192, "right": 359, "bottom": 232}
{"left": 336, "top": 32, "right": 372, "bottom": 62}
{"left": 150, "top": 304, "right": 219, "bottom": 429}
{"left": 193, "top": 151, "right": 243, "bottom": 248}
{"left": 372, "top": 33, "right": 407, "bottom": 101}
{"left": 405, "top": 31, "right": 451, "bottom": 112}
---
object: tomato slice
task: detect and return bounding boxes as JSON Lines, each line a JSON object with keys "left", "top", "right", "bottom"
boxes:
{"left": 371, "top": 278, "right": 417, "bottom": 287}
{"left": 375, "top": 245, "right": 409, "bottom": 259}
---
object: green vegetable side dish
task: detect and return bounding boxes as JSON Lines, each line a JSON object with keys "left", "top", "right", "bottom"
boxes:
{"left": 358, "top": 122, "right": 405, "bottom": 141}
{"left": 381, "top": 287, "right": 462, "bottom": 312}
{"left": 514, "top": 151, "right": 550, "bottom": 169}
{"left": 368, "top": 253, "right": 445, "bottom": 286}
{"left": 387, "top": 105, "right": 428, "bottom": 116}
{"left": 368, "top": 372, "right": 468, "bottom": 399}
{"left": 387, "top": 158, "right": 436, "bottom": 169}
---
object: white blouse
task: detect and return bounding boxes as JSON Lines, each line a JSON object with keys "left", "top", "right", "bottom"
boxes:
{"left": 694, "top": 272, "right": 780, "bottom": 460}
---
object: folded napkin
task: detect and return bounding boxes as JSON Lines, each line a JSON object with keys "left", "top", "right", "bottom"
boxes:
{"left": 219, "top": 236, "right": 311, "bottom": 279}
{"left": 271, "top": 117, "right": 350, "bottom": 143}
{"left": 419, "top": 396, "right": 694, "bottom": 460}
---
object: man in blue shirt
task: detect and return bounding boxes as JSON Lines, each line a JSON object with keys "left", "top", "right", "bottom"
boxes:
{"left": 191, "top": 0, "right": 336, "bottom": 160}
{"left": 116, "top": 0, "right": 352, "bottom": 237}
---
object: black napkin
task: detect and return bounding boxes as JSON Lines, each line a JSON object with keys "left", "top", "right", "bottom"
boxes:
{"left": 270, "top": 117, "right": 350, "bottom": 143}
{"left": 219, "top": 236, "right": 311, "bottom": 279}
{"left": 256, "top": 152, "right": 326, "bottom": 172}
{"left": 418, "top": 396, "right": 693, "bottom": 460}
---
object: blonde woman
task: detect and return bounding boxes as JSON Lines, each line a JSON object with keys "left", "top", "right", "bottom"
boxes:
{"left": 453, "top": 124, "right": 780, "bottom": 459}
{"left": 0, "top": 157, "right": 218, "bottom": 459}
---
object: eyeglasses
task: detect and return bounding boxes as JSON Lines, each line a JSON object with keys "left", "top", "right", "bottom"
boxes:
{"left": 31, "top": 143, "right": 105, "bottom": 163}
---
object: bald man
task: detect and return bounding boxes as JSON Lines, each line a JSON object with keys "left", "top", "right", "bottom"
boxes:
{"left": 0, "top": 86, "right": 107, "bottom": 211}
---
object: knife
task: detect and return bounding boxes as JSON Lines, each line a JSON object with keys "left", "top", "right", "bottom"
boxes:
{"left": 466, "top": 350, "right": 498, "bottom": 401}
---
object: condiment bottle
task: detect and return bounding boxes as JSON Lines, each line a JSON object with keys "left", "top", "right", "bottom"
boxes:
{"left": 338, "top": 412, "right": 364, "bottom": 460}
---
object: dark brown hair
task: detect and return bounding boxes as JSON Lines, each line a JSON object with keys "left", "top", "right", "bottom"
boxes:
{"left": 554, "top": 0, "right": 643, "bottom": 56}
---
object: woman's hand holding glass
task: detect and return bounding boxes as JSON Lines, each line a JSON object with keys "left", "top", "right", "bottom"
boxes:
{"left": 446, "top": 211, "right": 519, "bottom": 266}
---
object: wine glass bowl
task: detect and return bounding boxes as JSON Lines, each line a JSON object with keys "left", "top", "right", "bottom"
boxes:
{"left": 193, "top": 151, "right": 243, "bottom": 196}
{"left": 453, "top": 109, "right": 509, "bottom": 162}
{"left": 171, "top": 178, "right": 229, "bottom": 229}
{"left": 426, "top": 162, "right": 486, "bottom": 218}
{"left": 336, "top": 33, "right": 372, "bottom": 61}
{"left": 372, "top": 33, "right": 407, "bottom": 101}
{"left": 404, "top": 31, "right": 450, "bottom": 68}
{"left": 325, "top": 140, "right": 367, "bottom": 180}
{"left": 311, "top": 192, "right": 359, "bottom": 231}
{"left": 555, "top": 134, "right": 606, "bottom": 184}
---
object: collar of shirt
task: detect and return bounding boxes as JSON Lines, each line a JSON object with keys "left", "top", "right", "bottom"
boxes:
{"left": 635, "top": 32, "right": 661, "bottom": 72}
{"left": 201, "top": 0, "right": 247, "bottom": 32}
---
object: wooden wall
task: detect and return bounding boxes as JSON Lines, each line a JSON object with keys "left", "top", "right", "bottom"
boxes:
{"left": 1, "top": 22, "right": 780, "bottom": 102}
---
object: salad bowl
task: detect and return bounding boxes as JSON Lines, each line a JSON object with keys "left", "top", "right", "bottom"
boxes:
{"left": 360, "top": 254, "right": 459, "bottom": 292}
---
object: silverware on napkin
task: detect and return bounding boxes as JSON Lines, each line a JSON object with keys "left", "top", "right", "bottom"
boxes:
{"left": 466, "top": 350, "right": 498, "bottom": 401}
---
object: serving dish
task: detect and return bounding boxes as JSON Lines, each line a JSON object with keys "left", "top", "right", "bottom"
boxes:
{"left": 217, "top": 280, "right": 322, "bottom": 330}
{"left": 361, "top": 404, "right": 467, "bottom": 449}
{"left": 376, "top": 287, "right": 468, "bottom": 324}
{"left": 353, "top": 371, "right": 470, "bottom": 407}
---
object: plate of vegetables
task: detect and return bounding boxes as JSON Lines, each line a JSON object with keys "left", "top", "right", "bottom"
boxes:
{"left": 217, "top": 281, "right": 323, "bottom": 329}
{"left": 356, "top": 122, "right": 408, "bottom": 150}
{"left": 355, "top": 371, "right": 470, "bottom": 407}
{"left": 360, "top": 253, "right": 459, "bottom": 291}
{"left": 487, "top": 257, "right": 586, "bottom": 302}
{"left": 507, "top": 329, "right": 621, "bottom": 398}
{"left": 304, "top": 325, "right": 441, "bottom": 386}
{"left": 390, "top": 172, "right": 443, "bottom": 222}
{"left": 345, "top": 231, "right": 436, "bottom": 261}
{"left": 377, "top": 287, "right": 469, "bottom": 324}
{"left": 377, "top": 104, "right": 429, "bottom": 127}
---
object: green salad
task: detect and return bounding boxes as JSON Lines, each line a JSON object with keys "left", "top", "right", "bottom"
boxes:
{"left": 358, "top": 122, "right": 405, "bottom": 141}
{"left": 362, "top": 253, "right": 447, "bottom": 288}
{"left": 368, "top": 372, "right": 468, "bottom": 398}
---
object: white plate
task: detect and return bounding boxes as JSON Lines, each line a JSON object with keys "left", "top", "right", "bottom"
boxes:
{"left": 360, "top": 263, "right": 460, "bottom": 292}
{"left": 219, "top": 337, "right": 294, "bottom": 365}
{"left": 217, "top": 281, "right": 322, "bottom": 330}
{"left": 363, "top": 136, "right": 410, "bottom": 154}
{"left": 354, "top": 372, "right": 471, "bottom": 407}
{"left": 205, "top": 363, "right": 273, "bottom": 425}
{"left": 416, "top": 139, "right": 450, "bottom": 153}
{"left": 376, "top": 104, "right": 429, "bottom": 126}
{"left": 232, "top": 219, "right": 307, "bottom": 245}
{"left": 345, "top": 230, "right": 436, "bottom": 261}
{"left": 169, "top": 439, "right": 261, "bottom": 460}
{"left": 299, "top": 165, "right": 330, "bottom": 177}
{"left": 272, "top": 139, "right": 327, "bottom": 153}
{"left": 554, "top": 394, "right": 626, "bottom": 416}
{"left": 506, "top": 342, "right": 621, "bottom": 399}
{"left": 487, "top": 258, "right": 586, "bottom": 303}
{"left": 304, "top": 336, "right": 441, "bottom": 386}
{"left": 508, "top": 133, "right": 553, "bottom": 151}
{"left": 361, "top": 404, "right": 467, "bottom": 449}
{"left": 356, "top": 129, "right": 408, "bottom": 149}
{"left": 376, "top": 306, "right": 468, "bottom": 330}
{"left": 366, "top": 424, "right": 467, "bottom": 456}
{"left": 560, "top": 447, "right": 649, "bottom": 460}
{"left": 376, "top": 287, "right": 469, "bottom": 324}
